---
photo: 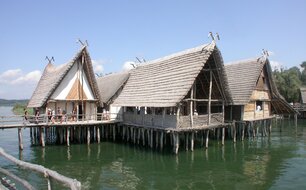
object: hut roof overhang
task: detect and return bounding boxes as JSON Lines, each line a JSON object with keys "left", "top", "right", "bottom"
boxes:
{"left": 96, "top": 71, "right": 130, "bottom": 105}
{"left": 113, "top": 42, "right": 231, "bottom": 107}
{"left": 28, "top": 46, "right": 102, "bottom": 108}
{"left": 225, "top": 57, "right": 296, "bottom": 114}
{"left": 300, "top": 87, "right": 306, "bottom": 104}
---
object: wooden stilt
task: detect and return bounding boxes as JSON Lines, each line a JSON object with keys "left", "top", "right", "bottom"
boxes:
{"left": 113, "top": 125, "right": 116, "bottom": 142}
{"left": 150, "top": 129, "right": 153, "bottom": 148}
{"left": 160, "top": 132, "right": 164, "bottom": 151}
{"left": 242, "top": 123, "right": 245, "bottom": 141}
{"left": 233, "top": 121, "right": 236, "bottom": 143}
{"left": 175, "top": 133, "right": 179, "bottom": 154}
{"left": 294, "top": 114, "right": 297, "bottom": 127}
{"left": 87, "top": 127, "right": 90, "bottom": 145}
{"left": 222, "top": 127, "right": 225, "bottom": 146}
{"left": 201, "top": 131, "right": 204, "bottom": 147}
{"left": 18, "top": 128, "right": 23, "bottom": 150}
{"left": 142, "top": 128, "right": 145, "bottom": 146}
{"left": 205, "top": 130, "right": 209, "bottom": 149}
{"left": 133, "top": 127, "right": 136, "bottom": 144}
{"left": 155, "top": 131, "right": 159, "bottom": 149}
{"left": 191, "top": 132, "right": 194, "bottom": 152}
{"left": 66, "top": 127, "right": 70, "bottom": 147}
{"left": 97, "top": 127, "right": 100, "bottom": 143}
{"left": 185, "top": 133, "right": 189, "bottom": 151}
{"left": 40, "top": 127, "right": 45, "bottom": 148}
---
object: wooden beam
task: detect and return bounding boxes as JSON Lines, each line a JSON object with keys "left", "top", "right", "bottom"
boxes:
{"left": 207, "top": 70, "right": 213, "bottom": 125}
{"left": 190, "top": 83, "right": 194, "bottom": 128}
{"left": 183, "top": 98, "right": 223, "bottom": 102}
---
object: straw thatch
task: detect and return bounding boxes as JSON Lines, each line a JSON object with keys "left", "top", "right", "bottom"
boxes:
{"left": 113, "top": 42, "right": 231, "bottom": 107}
{"left": 28, "top": 46, "right": 102, "bottom": 108}
{"left": 96, "top": 71, "right": 130, "bottom": 105}
{"left": 300, "top": 87, "right": 306, "bottom": 104}
{"left": 225, "top": 57, "right": 296, "bottom": 114}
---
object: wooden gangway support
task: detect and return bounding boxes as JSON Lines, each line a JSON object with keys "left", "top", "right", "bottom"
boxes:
{"left": 0, "top": 147, "right": 81, "bottom": 190}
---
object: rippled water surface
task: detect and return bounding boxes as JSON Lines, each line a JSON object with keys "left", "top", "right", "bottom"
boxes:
{"left": 1, "top": 107, "right": 306, "bottom": 189}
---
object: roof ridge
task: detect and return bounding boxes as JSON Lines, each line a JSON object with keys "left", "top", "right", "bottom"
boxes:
{"left": 136, "top": 42, "right": 214, "bottom": 68}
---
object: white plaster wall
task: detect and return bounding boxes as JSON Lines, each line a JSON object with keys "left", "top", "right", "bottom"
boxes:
{"left": 110, "top": 105, "right": 122, "bottom": 120}
{"left": 51, "top": 62, "right": 95, "bottom": 100}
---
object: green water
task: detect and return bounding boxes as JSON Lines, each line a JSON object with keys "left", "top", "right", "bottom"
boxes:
{"left": 1, "top": 106, "right": 306, "bottom": 190}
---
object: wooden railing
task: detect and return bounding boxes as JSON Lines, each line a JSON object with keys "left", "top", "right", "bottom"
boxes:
{"left": 0, "top": 147, "right": 81, "bottom": 190}
{"left": 0, "top": 113, "right": 122, "bottom": 128}
{"left": 122, "top": 113, "right": 177, "bottom": 128}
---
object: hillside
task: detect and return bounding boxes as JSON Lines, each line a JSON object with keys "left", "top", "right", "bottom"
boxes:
{"left": 0, "top": 99, "right": 29, "bottom": 107}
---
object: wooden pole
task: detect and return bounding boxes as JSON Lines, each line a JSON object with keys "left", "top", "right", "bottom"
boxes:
{"left": 233, "top": 121, "right": 236, "bottom": 143}
{"left": 113, "top": 125, "right": 116, "bottom": 142}
{"left": 191, "top": 132, "right": 194, "bottom": 151}
{"left": 190, "top": 83, "right": 194, "bottom": 128}
{"left": 87, "top": 127, "right": 90, "bottom": 145}
{"left": 0, "top": 148, "right": 81, "bottom": 190}
{"left": 18, "top": 127, "right": 23, "bottom": 150}
{"left": 176, "top": 105, "right": 180, "bottom": 128}
{"left": 207, "top": 70, "right": 212, "bottom": 125}
{"left": 175, "top": 133, "right": 179, "bottom": 154}
{"left": 66, "top": 127, "right": 70, "bottom": 147}
{"left": 205, "top": 130, "right": 210, "bottom": 149}
{"left": 185, "top": 133, "right": 189, "bottom": 151}
{"left": 160, "top": 132, "right": 164, "bottom": 151}
{"left": 97, "top": 126, "right": 100, "bottom": 143}
{"left": 294, "top": 114, "right": 297, "bottom": 127}
{"left": 40, "top": 127, "right": 45, "bottom": 148}
{"left": 222, "top": 127, "right": 225, "bottom": 145}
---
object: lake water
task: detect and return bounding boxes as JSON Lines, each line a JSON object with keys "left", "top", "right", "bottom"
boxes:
{"left": 1, "top": 106, "right": 306, "bottom": 190}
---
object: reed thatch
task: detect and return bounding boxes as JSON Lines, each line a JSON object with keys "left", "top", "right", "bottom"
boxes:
{"left": 28, "top": 46, "right": 102, "bottom": 108}
{"left": 96, "top": 71, "right": 130, "bottom": 105}
{"left": 113, "top": 42, "right": 231, "bottom": 107}
{"left": 300, "top": 87, "right": 306, "bottom": 104}
{"left": 225, "top": 57, "right": 296, "bottom": 114}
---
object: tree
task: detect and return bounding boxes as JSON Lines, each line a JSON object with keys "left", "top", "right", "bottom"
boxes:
{"left": 273, "top": 67, "right": 301, "bottom": 103}
{"left": 300, "top": 61, "right": 306, "bottom": 85}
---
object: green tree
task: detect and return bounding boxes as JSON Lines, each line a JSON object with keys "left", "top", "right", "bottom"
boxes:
{"left": 300, "top": 61, "right": 306, "bottom": 85}
{"left": 273, "top": 67, "right": 301, "bottom": 102}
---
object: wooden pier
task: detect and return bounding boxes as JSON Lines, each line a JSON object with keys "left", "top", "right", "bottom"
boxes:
{"left": 1, "top": 113, "right": 276, "bottom": 155}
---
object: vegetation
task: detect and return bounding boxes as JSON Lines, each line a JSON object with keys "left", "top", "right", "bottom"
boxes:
{"left": 0, "top": 99, "right": 29, "bottom": 107}
{"left": 273, "top": 61, "right": 306, "bottom": 103}
{"left": 12, "top": 103, "right": 33, "bottom": 115}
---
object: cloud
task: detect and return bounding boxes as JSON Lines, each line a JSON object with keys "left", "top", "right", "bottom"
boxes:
{"left": 270, "top": 60, "right": 283, "bottom": 71}
{"left": 0, "top": 69, "right": 22, "bottom": 82}
{"left": 122, "top": 61, "right": 136, "bottom": 71}
{"left": 0, "top": 69, "right": 42, "bottom": 99}
{"left": 92, "top": 60, "right": 104, "bottom": 74}
{"left": 11, "top": 70, "right": 42, "bottom": 85}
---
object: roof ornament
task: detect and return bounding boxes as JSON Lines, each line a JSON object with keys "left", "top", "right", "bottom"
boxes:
{"left": 77, "top": 39, "right": 89, "bottom": 47}
{"left": 45, "top": 56, "right": 55, "bottom": 64}
{"left": 208, "top": 32, "right": 220, "bottom": 42}
{"left": 257, "top": 49, "right": 270, "bottom": 62}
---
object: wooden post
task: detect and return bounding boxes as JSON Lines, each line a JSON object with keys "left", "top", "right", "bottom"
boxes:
{"left": 185, "top": 133, "right": 189, "bottom": 151}
{"left": 113, "top": 125, "right": 116, "bottom": 142}
{"left": 233, "top": 121, "right": 236, "bottom": 143}
{"left": 160, "top": 132, "right": 164, "bottom": 151}
{"left": 18, "top": 128, "right": 23, "bottom": 150}
{"left": 190, "top": 83, "right": 194, "bottom": 128}
{"left": 97, "top": 126, "right": 100, "bottom": 143}
{"left": 40, "top": 127, "right": 45, "bottom": 148}
{"left": 87, "top": 127, "right": 90, "bottom": 145}
{"left": 66, "top": 127, "right": 70, "bottom": 147}
{"left": 222, "top": 127, "right": 225, "bottom": 145}
{"left": 176, "top": 105, "right": 180, "bottom": 128}
{"left": 241, "top": 123, "right": 245, "bottom": 141}
{"left": 207, "top": 70, "right": 213, "bottom": 125}
{"left": 294, "top": 114, "right": 297, "bottom": 127}
{"left": 222, "top": 101, "right": 225, "bottom": 124}
{"left": 142, "top": 128, "right": 145, "bottom": 146}
{"left": 175, "top": 133, "right": 179, "bottom": 154}
{"left": 205, "top": 130, "right": 209, "bottom": 149}
{"left": 150, "top": 129, "right": 153, "bottom": 148}
{"left": 191, "top": 132, "right": 194, "bottom": 151}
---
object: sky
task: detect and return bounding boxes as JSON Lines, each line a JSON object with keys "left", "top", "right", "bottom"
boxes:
{"left": 0, "top": 0, "right": 306, "bottom": 99}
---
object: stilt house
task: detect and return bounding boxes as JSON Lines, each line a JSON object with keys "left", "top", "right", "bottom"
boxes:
{"left": 96, "top": 71, "right": 130, "bottom": 120}
{"left": 27, "top": 46, "right": 102, "bottom": 120}
{"left": 295, "top": 87, "right": 306, "bottom": 118}
{"left": 113, "top": 42, "right": 232, "bottom": 129}
{"left": 224, "top": 57, "right": 295, "bottom": 122}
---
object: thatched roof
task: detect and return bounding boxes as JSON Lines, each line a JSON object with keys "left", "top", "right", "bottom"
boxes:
{"left": 225, "top": 57, "right": 296, "bottom": 114}
{"left": 96, "top": 71, "right": 130, "bottom": 105}
{"left": 113, "top": 42, "right": 231, "bottom": 107}
{"left": 300, "top": 87, "right": 306, "bottom": 103}
{"left": 28, "top": 46, "right": 102, "bottom": 108}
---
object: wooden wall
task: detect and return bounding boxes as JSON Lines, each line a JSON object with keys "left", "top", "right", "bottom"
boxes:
{"left": 243, "top": 90, "right": 271, "bottom": 120}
